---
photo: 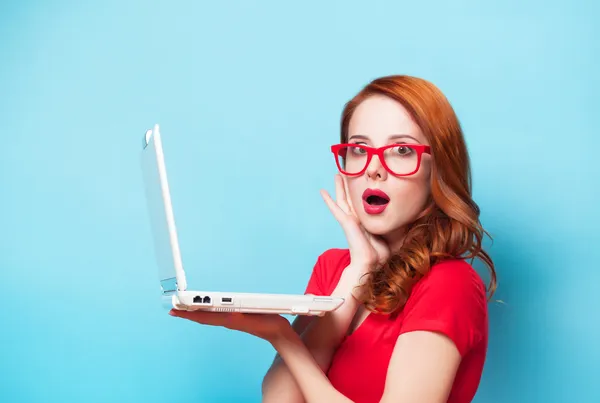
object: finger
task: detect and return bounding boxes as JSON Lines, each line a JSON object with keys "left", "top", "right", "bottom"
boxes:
{"left": 320, "top": 189, "right": 349, "bottom": 225}
{"left": 341, "top": 176, "right": 359, "bottom": 218}
{"left": 321, "top": 189, "right": 373, "bottom": 250}
{"left": 334, "top": 174, "right": 351, "bottom": 215}
{"left": 321, "top": 188, "right": 364, "bottom": 236}
{"left": 170, "top": 309, "right": 234, "bottom": 327}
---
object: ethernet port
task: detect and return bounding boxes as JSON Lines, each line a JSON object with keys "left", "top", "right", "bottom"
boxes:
{"left": 203, "top": 296, "right": 211, "bottom": 304}
{"left": 193, "top": 296, "right": 203, "bottom": 304}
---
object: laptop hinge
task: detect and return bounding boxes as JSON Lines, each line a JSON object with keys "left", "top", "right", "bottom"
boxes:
{"left": 160, "top": 277, "right": 178, "bottom": 296}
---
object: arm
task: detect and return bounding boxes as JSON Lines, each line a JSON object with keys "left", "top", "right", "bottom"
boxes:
{"left": 269, "top": 262, "right": 486, "bottom": 403}
{"left": 260, "top": 314, "right": 313, "bottom": 402}
{"left": 261, "top": 267, "right": 362, "bottom": 403}
{"left": 263, "top": 175, "right": 391, "bottom": 402}
{"left": 300, "top": 268, "right": 362, "bottom": 367}
{"left": 379, "top": 331, "right": 461, "bottom": 403}
{"left": 271, "top": 324, "right": 461, "bottom": 403}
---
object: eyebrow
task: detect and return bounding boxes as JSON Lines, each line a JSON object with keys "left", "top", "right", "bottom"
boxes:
{"left": 348, "top": 134, "right": 422, "bottom": 143}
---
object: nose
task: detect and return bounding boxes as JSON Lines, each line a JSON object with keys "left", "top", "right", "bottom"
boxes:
{"left": 365, "top": 154, "right": 387, "bottom": 180}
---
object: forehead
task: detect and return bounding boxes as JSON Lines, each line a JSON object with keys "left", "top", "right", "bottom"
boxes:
{"left": 348, "top": 94, "right": 427, "bottom": 144}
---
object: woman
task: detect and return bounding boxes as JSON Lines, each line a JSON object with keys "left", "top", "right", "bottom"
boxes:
{"left": 170, "top": 75, "right": 497, "bottom": 403}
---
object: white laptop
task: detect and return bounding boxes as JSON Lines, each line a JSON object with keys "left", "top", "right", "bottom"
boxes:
{"left": 141, "top": 124, "right": 344, "bottom": 316}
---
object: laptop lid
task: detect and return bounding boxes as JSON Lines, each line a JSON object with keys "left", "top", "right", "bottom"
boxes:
{"left": 141, "top": 124, "right": 188, "bottom": 294}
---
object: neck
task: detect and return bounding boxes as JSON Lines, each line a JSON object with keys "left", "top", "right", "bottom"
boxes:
{"left": 383, "top": 226, "right": 408, "bottom": 253}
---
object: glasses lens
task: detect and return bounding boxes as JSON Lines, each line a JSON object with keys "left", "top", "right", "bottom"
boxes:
{"left": 384, "top": 145, "right": 419, "bottom": 175}
{"left": 337, "top": 145, "right": 368, "bottom": 174}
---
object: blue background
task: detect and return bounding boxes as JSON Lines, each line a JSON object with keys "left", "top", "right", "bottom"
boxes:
{"left": 1, "top": 1, "right": 598, "bottom": 402}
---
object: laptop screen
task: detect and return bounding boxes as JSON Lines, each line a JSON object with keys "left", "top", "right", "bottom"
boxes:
{"left": 141, "top": 128, "right": 181, "bottom": 296}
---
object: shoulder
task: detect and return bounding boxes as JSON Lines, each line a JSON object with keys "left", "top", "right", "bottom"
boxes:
{"left": 399, "top": 259, "right": 488, "bottom": 356}
{"left": 315, "top": 248, "right": 351, "bottom": 289}
{"left": 304, "top": 248, "right": 350, "bottom": 296}
{"left": 317, "top": 248, "right": 351, "bottom": 268}
{"left": 412, "top": 259, "right": 487, "bottom": 299}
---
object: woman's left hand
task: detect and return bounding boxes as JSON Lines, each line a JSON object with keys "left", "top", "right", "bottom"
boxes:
{"left": 169, "top": 309, "right": 293, "bottom": 342}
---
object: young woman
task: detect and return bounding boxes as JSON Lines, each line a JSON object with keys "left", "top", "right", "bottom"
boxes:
{"left": 170, "top": 75, "right": 497, "bottom": 403}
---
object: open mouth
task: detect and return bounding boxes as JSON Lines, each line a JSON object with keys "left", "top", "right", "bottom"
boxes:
{"left": 362, "top": 188, "right": 390, "bottom": 214}
{"left": 365, "top": 195, "right": 389, "bottom": 205}
{"left": 362, "top": 188, "right": 390, "bottom": 205}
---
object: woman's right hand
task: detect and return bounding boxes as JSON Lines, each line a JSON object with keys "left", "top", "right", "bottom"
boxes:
{"left": 320, "top": 174, "right": 391, "bottom": 296}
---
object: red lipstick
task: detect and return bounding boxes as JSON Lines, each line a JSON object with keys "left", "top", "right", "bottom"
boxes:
{"left": 362, "top": 188, "right": 390, "bottom": 215}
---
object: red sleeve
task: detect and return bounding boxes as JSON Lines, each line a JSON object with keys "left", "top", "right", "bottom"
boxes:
{"left": 304, "top": 248, "right": 351, "bottom": 296}
{"left": 398, "top": 260, "right": 487, "bottom": 357}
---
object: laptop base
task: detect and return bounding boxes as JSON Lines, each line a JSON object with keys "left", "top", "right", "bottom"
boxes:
{"left": 171, "top": 291, "right": 344, "bottom": 316}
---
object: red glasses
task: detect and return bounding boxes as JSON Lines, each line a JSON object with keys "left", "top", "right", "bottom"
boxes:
{"left": 331, "top": 143, "right": 431, "bottom": 176}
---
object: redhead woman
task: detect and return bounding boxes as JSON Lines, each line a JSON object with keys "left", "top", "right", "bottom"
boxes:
{"left": 170, "top": 75, "right": 497, "bottom": 403}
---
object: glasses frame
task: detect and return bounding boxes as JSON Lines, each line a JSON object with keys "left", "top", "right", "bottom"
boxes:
{"left": 331, "top": 143, "right": 432, "bottom": 177}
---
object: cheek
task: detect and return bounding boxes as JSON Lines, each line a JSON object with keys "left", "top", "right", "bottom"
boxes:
{"left": 390, "top": 177, "right": 430, "bottom": 213}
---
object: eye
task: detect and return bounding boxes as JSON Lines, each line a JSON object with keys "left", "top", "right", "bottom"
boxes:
{"left": 349, "top": 143, "right": 367, "bottom": 155}
{"left": 393, "top": 145, "right": 413, "bottom": 156}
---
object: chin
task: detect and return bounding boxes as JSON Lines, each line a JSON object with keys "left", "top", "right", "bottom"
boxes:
{"left": 360, "top": 217, "right": 398, "bottom": 236}
{"left": 360, "top": 210, "right": 411, "bottom": 237}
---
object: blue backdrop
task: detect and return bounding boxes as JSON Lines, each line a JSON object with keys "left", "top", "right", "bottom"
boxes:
{"left": 1, "top": 1, "right": 598, "bottom": 402}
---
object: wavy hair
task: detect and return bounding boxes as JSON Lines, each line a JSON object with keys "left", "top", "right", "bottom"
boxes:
{"left": 340, "top": 75, "right": 497, "bottom": 315}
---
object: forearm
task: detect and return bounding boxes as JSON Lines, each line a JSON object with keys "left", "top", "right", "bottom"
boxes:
{"left": 271, "top": 327, "right": 354, "bottom": 403}
{"left": 301, "top": 269, "right": 362, "bottom": 369}
{"left": 262, "top": 267, "right": 363, "bottom": 402}
{"left": 262, "top": 354, "right": 305, "bottom": 403}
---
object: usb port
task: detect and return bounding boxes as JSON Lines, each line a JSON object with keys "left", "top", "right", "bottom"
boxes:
{"left": 221, "top": 297, "right": 233, "bottom": 304}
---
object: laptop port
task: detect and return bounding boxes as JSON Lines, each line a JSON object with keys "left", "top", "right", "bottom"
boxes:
{"left": 193, "top": 296, "right": 203, "bottom": 304}
{"left": 203, "top": 296, "right": 211, "bottom": 304}
{"left": 221, "top": 297, "right": 233, "bottom": 304}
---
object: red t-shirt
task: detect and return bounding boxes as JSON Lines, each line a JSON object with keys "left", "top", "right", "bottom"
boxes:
{"left": 304, "top": 248, "right": 488, "bottom": 403}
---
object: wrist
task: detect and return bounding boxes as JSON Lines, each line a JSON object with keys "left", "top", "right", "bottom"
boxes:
{"left": 336, "top": 265, "right": 369, "bottom": 299}
{"left": 270, "top": 324, "right": 301, "bottom": 351}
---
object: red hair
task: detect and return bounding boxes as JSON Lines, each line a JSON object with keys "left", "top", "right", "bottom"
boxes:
{"left": 340, "top": 75, "right": 497, "bottom": 314}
